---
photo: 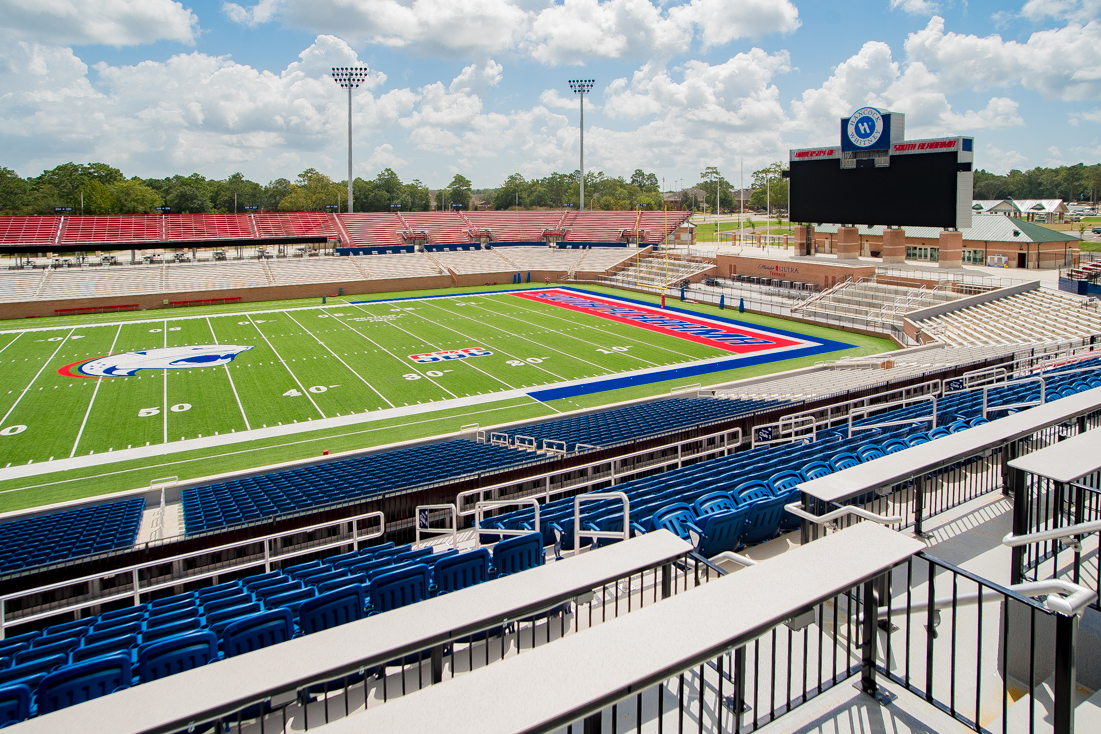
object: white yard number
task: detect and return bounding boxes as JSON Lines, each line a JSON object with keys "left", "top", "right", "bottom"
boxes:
{"left": 138, "top": 408, "right": 160, "bottom": 417}
{"left": 426, "top": 370, "right": 445, "bottom": 377}
{"left": 506, "top": 357, "right": 546, "bottom": 366}
{"left": 596, "top": 346, "right": 631, "bottom": 354}
{"left": 403, "top": 374, "right": 421, "bottom": 381}
{"left": 170, "top": 403, "right": 191, "bottom": 412}
{"left": 284, "top": 386, "right": 328, "bottom": 396}
{"left": 0, "top": 425, "right": 27, "bottom": 436}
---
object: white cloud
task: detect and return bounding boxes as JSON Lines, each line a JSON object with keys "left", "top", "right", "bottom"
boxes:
{"left": 222, "top": 0, "right": 799, "bottom": 62}
{"left": 980, "top": 144, "right": 1027, "bottom": 174}
{"left": 1071, "top": 108, "right": 1101, "bottom": 124}
{"left": 942, "top": 97, "right": 1024, "bottom": 129}
{"left": 0, "top": 35, "right": 408, "bottom": 178}
{"left": 0, "top": 0, "right": 198, "bottom": 46}
{"left": 889, "top": 0, "right": 939, "bottom": 15}
{"left": 904, "top": 15, "right": 1101, "bottom": 101}
{"left": 1021, "top": 0, "right": 1101, "bottom": 22}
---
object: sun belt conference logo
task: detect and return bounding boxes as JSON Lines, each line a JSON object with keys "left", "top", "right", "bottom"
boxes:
{"left": 846, "top": 107, "right": 884, "bottom": 148}
{"left": 409, "top": 347, "right": 492, "bottom": 364}
{"left": 59, "top": 345, "right": 254, "bottom": 378}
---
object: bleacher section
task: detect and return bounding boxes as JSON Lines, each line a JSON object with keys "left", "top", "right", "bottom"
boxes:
{"left": 717, "top": 345, "right": 1017, "bottom": 401}
{"left": 464, "top": 211, "right": 566, "bottom": 242}
{"left": 915, "top": 288, "right": 1101, "bottom": 347}
{"left": 793, "top": 276, "right": 965, "bottom": 328}
{"left": 181, "top": 398, "right": 781, "bottom": 536}
{"left": 163, "top": 261, "right": 268, "bottom": 292}
{"left": 0, "top": 534, "right": 545, "bottom": 725}
{"left": 486, "top": 359, "right": 1101, "bottom": 557}
{"left": 0, "top": 499, "right": 144, "bottom": 573}
{"left": 598, "top": 254, "right": 714, "bottom": 290}
{"left": 356, "top": 253, "right": 444, "bottom": 279}
{"left": 399, "top": 213, "right": 472, "bottom": 245}
{"left": 31, "top": 267, "right": 164, "bottom": 301}
{"left": 338, "top": 214, "right": 405, "bottom": 248}
{"left": 430, "top": 249, "right": 515, "bottom": 276}
{"left": 0, "top": 211, "right": 690, "bottom": 252}
{"left": 266, "top": 257, "right": 362, "bottom": 285}
{"left": 490, "top": 247, "right": 585, "bottom": 272}
{"left": 0, "top": 270, "right": 48, "bottom": 303}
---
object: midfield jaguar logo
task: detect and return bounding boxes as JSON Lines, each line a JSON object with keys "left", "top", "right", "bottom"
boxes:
{"left": 59, "top": 345, "right": 254, "bottom": 378}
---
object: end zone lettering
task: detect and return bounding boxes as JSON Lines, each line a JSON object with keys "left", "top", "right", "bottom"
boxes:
{"left": 409, "top": 347, "right": 492, "bottom": 364}
{"left": 514, "top": 289, "right": 809, "bottom": 354}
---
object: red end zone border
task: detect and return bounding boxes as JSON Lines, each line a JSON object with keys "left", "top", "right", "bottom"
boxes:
{"left": 512, "top": 288, "right": 812, "bottom": 354}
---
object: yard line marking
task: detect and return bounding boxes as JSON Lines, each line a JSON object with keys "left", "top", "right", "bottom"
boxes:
{"left": 0, "top": 328, "right": 75, "bottom": 430}
{"left": 285, "top": 312, "right": 394, "bottom": 409}
{"left": 358, "top": 304, "right": 527, "bottom": 388}
{"left": 0, "top": 332, "right": 23, "bottom": 357}
{"left": 330, "top": 308, "right": 459, "bottom": 399}
{"left": 207, "top": 317, "right": 251, "bottom": 431}
{"left": 246, "top": 314, "right": 326, "bottom": 418}
{"left": 490, "top": 294, "right": 700, "bottom": 362}
{"left": 70, "top": 323, "right": 122, "bottom": 458}
{"left": 422, "top": 298, "right": 615, "bottom": 377}
{"left": 162, "top": 320, "right": 169, "bottom": 445}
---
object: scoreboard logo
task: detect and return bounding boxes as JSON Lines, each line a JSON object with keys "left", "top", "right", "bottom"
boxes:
{"left": 846, "top": 107, "right": 883, "bottom": 148}
{"left": 409, "top": 347, "right": 492, "bottom": 364}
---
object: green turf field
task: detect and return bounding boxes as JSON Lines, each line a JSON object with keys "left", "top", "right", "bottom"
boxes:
{"left": 0, "top": 285, "right": 894, "bottom": 511}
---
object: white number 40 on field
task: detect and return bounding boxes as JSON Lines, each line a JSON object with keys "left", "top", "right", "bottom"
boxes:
{"left": 138, "top": 404, "right": 191, "bottom": 417}
{"left": 283, "top": 385, "right": 334, "bottom": 396}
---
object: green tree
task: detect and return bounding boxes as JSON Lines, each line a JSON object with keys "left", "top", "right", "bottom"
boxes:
{"left": 437, "top": 174, "right": 473, "bottom": 210}
{"left": 278, "top": 169, "right": 343, "bottom": 211}
{"left": 0, "top": 167, "right": 31, "bottom": 214}
{"left": 261, "top": 178, "right": 292, "bottom": 212}
{"left": 748, "top": 162, "right": 788, "bottom": 212}
{"left": 112, "top": 179, "right": 162, "bottom": 214}
{"left": 167, "top": 186, "right": 211, "bottom": 213}
{"left": 493, "top": 173, "right": 528, "bottom": 210}
{"left": 630, "top": 169, "right": 659, "bottom": 192}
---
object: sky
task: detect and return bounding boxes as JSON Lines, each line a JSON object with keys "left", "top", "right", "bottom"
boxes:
{"left": 1, "top": 0, "right": 1100, "bottom": 189}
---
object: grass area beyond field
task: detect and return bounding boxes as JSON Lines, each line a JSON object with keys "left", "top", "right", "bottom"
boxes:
{"left": 0, "top": 284, "right": 892, "bottom": 512}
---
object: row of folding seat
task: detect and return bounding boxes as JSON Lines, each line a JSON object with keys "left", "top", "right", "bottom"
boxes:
{"left": 0, "top": 499, "right": 144, "bottom": 575}
{"left": 0, "top": 533, "right": 547, "bottom": 726}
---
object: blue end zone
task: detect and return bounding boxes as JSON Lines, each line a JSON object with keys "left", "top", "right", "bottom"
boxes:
{"left": 351, "top": 285, "right": 857, "bottom": 401}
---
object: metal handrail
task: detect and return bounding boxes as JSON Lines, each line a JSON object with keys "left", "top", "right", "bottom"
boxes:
{"left": 0, "top": 510, "right": 384, "bottom": 636}
{"left": 784, "top": 502, "right": 902, "bottom": 527}
{"left": 414, "top": 504, "right": 458, "bottom": 548}
{"left": 1002, "top": 519, "right": 1101, "bottom": 548}
{"left": 574, "top": 492, "right": 630, "bottom": 552}
{"left": 983, "top": 376, "right": 1045, "bottom": 418}
{"left": 847, "top": 394, "right": 937, "bottom": 437}
{"left": 865, "top": 578, "right": 1096, "bottom": 620}
{"left": 474, "top": 499, "right": 540, "bottom": 547}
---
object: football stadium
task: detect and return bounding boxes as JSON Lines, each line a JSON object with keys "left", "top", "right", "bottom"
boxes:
{"left": 1, "top": 98, "right": 1101, "bottom": 734}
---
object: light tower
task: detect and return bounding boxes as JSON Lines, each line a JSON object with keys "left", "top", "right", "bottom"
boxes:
{"left": 568, "top": 79, "right": 595, "bottom": 211}
{"left": 331, "top": 66, "right": 371, "bottom": 214}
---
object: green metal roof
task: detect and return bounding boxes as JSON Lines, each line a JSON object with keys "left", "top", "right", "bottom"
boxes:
{"left": 813, "top": 214, "right": 1080, "bottom": 244}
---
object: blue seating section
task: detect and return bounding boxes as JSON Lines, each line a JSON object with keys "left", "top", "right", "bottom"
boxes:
{"left": 485, "top": 367, "right": 1101, "bottom": 558}
{"left": 0, "top": 499, "right": 144, "bottom": 575}
{"left": 182, "top": 440, "right": 534, "bottom": 534}
{"left": 495, "top": 397, "right": 782, "bottom": 453}
{"left": 182, "top": 398, "right": 779, "bottom": 535}
{"left": 424, "top": 243, "right": 482, "bottom": 252}
{"left": 0, "top": 535, "right": 545, "bottom": 725}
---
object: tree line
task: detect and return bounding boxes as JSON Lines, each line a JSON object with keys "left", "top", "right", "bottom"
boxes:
{"left": 974, "top": 164, "right": 1101, "bottom": 203}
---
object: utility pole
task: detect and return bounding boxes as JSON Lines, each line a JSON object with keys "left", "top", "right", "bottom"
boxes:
{"left": 331, "top": 66, "right": 371, "bottom": 214}
{"left": 568, "top": 79, "right": 595, "bottom": 211}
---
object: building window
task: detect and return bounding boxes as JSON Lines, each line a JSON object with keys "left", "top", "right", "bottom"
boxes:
{"left": 962, "top": 249, "right": 984, "bottom": 264}
{"left": 906, "top": 246, "right": 940, "bottom": 262}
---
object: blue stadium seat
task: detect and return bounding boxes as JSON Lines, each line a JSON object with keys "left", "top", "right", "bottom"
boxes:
{"left": 299, "top": 587, "right": 365, "bottom": 634}
{"left": 491, "top": 533, "right": 544, "bottom": 577}
{"left": 137, "top": 632, "right": 218, "bottom": 683}
{"left": 369, "top": 565, "right": 430, "bottom": 614}
{"left": 222, "top": 610, "right": 294, "bottom": 658}
{"left": 433, "top": 549, "right": 490, "bottom": 594}
{"left": 72, "top": 635, "right": 138, "bottom": 664}
{"left": 0, "top": 684, "right": 30, "bottom": 727}
{"left": 36, "top": 654, "right": 132, "bottom": 714}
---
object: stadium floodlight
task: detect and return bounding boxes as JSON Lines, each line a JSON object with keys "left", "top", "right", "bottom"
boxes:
{"left": 568, "top": 79, "right": 595, "bottom": 211}
{"left": 331, "top": 66, "right": 372, "bottom": 214}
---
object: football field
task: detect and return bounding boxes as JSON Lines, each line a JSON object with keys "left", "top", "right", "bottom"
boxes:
{"left": 0, "top": 286, "right": 881, "bottom": 510}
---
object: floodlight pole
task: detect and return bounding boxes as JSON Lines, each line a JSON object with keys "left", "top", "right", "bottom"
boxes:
{"left": 569, "top": 79, "right": 595, "bottom": 211}
{"left": 331, "top": 66, "right": 370, "bottom": 214}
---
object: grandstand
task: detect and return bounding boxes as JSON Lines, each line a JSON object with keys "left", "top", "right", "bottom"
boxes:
{"left": 9, "top": 201, "right": 1101, "bottom": 731}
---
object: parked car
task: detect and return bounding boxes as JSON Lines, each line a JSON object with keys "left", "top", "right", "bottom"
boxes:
{"left": 1093, "top": 226, "right": 1101, "bottom": 235}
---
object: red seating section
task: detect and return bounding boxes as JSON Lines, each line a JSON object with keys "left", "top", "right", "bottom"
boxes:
{"left": 253, "top": 213, "right": 338, "bottom": 238}
{"left": 340, "top": 214, "right": 405, "bottom": 246}
{"left": 165, "top": 215, "right": 253, "bottom": 241}
{"left": 0, "top": 217, "right": 61, "bottom": 245}
{"left": 463, "top": 212, "right": 566, "bottom": 242}
{"left": 0, "top": 211, "right": 691, "bottom": 249}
